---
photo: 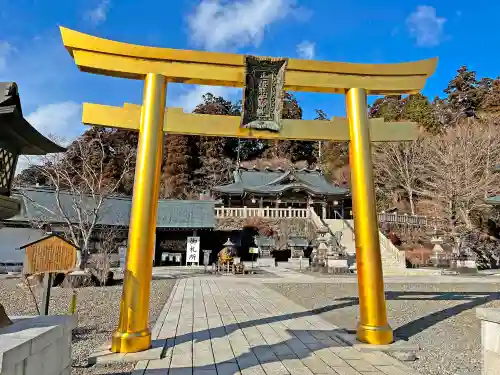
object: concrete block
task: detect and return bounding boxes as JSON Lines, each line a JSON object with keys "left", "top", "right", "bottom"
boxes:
{"left": 0, "top": 337, "right": 31, "bottom": 372}
{"left": 25, "top": 352, "right": 43, "bottom": 375}
{"left": 58, "top": 335, "right": 72, "bottom": 370}
{"left": 477, "top": 308, "right": 500, "bottom": 375}
{"left": 41, "top": 343, "right": 62, "bottom": 375}
{"left": 30, "top": 326, "right": 63, "bottom": 354}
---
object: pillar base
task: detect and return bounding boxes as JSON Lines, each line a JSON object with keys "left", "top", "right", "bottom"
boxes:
{"left": 111, "top": 328, "right": 152, "bottom": 353}
{"left": 357, "top": 323, "right": 393, "bottom": 345}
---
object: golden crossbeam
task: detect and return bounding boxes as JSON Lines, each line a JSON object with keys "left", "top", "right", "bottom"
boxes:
{"left": 61, "top": 27, "right": 437, "bottom": 95}
{"left": 82, "top": 103, "right": 420, "bottom": 142}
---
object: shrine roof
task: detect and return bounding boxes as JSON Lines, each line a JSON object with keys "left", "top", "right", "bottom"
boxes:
{"left": 287, "top": 236, "right": 310, "bottom": 247}
{"left": 486, "top": 195, "right": 500, "bottom": 206}
{"left": 254, "top": 236, "right": 275, "bottom": 247}
{"left": 9, "top": 187, "right": 215, "bottom": 229}
{"left": 212, "top": 167, "right": 349, "bottom": 196}
{"left": 0, "top": 83, "right": 66, "bottom": 155}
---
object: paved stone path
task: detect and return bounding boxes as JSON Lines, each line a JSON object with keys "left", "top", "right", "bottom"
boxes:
{"left": 133, "top": 278, "right": 420, "bottom": 375}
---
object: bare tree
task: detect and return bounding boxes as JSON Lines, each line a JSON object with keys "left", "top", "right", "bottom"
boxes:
{"left": 16, "top": 132, "right": 133, "bottom": 268}
{"left": 419, "top": 120, "right": 500, "bottom": 234}
{"left": 373, "top": 139, "right": 425, "bottom": 215}
{"left": 87, "top": 225, "right": 127, "bottom": 285}
{"left": 274, "top": 219, "right": 315, "bottom": 251}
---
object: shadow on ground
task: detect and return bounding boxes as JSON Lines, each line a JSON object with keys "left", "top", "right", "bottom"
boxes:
{"left": 87, "top": 290, "right": 500, "bottom": 374}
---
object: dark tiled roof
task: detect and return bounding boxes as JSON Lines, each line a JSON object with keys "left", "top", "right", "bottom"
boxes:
{"left": 255, "top": 236, "right": 275, "bottom": 247}
{"left": 212, "top": 167, "right": 349, "bottom": 196}
{"left": 287, "top": 236, "right": 310, "bottom": 248}
{"left": 486, "top": 196, "right": 500, "bottom": 206}
{"left": 0, "top": 82, "right": 65, "bottom": 155}
{"left": 9, "top": 188, "right": 215, "bottom": 229}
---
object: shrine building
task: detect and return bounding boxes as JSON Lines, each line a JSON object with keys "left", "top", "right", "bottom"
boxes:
{"left": 212, "top": 166, "right": 352, "bottom": 219}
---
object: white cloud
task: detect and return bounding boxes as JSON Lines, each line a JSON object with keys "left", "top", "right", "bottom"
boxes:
{"left": 406, "top": 5, "right": 446, "bottom": 47}
{"left": 0, "top": 41, "right": 13, "bottom": 72}
{"left": 187, "top": 0, "right": 302, "bottom": 51}
{"left": 296, "top": 40, "right": 315, "bottom": 59}
{"left": 16, "top": 101, "right": 82, "bottom": 173}
{"left": 26, "top": 101, "right": 83, "bottom": 143}
{"left": 169, "top": 85, "right": 240, "bottom": 112}
{"left": 86, "top": 0, "right": 111, "bottom": 26}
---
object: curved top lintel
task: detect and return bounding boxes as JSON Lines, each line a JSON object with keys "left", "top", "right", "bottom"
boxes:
{"left": 60, "top": 26, "right": 438, "bottom": 94}
{"left": 60, "top": 26, "right": 437, "bottom": 76}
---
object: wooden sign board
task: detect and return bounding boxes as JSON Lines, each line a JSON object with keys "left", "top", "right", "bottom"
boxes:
{"left": 21, "top": 234, "right": 78, "bottom": 275}
{"left": 241, "top": 56, "right": 288, "bottom": 132}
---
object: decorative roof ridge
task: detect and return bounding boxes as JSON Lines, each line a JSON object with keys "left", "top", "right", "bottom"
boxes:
{"left": 236, "top": 166, "right": 322, "bottom": 174}
{"left": 0, "top": 82, "right": 22, "bottom": 115}
{"left": 261, "top": 169, "right": 294, "bottom": 187}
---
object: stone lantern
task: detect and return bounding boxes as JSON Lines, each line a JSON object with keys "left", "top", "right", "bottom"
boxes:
{"left": 429, "top": 229, "right": 445, "bottom": 267}
{"left": 315, "top": 226, "right": 329, "bottom": 269}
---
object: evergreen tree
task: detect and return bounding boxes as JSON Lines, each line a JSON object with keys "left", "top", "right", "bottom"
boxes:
{"left": 161, "top": 134, "right": 195, "bottom": 199}
{"left": 444, "top": 66, "right": 486, "bottom": 117}
{"left": 193, "top": 93, "right": 240, "bottom": 192}
{"left": 314, "top": 109, "right": 349, "bottom": 183}
{"left": 263, "top": 92, "right": 315, "bottom": 164}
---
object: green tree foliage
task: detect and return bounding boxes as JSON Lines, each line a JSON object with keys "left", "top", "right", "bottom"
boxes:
{"left": 313, "top": 109, "right": 348, "bottom": 183}
{"left": 263, "top": 92, "right": 316, "bottom": 164}
{"left": 444, "top": 66, "right": 487, "bottom": 117}
{"left": 370, "top": 94, "right": 441, "bottom": 133}
{"left": 192, "top": 93, "right": 241, "bottom": 192}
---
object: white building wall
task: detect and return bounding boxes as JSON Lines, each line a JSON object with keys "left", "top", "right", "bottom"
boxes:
{"left": 0, "top": 227, "right": 45, "bottom": 270}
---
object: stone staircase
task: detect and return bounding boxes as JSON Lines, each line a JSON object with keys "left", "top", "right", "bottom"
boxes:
{"left": 323, "top": 219, "right": 408, "bottom": 275}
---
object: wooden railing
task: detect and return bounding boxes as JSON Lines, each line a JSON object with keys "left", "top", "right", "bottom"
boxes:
{"left": 214, "top": 206, "right": 310, "bottom": 219}
{"left": 377, "top": 212, "right": 438, "bottom": 226}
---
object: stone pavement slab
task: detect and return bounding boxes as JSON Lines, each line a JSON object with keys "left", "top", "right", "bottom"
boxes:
{"left": 132, "top": 278, "right": 421, "bottom": 375}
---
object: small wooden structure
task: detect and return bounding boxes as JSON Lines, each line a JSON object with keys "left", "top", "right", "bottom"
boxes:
{"left": 20, "top": 233, "right": 78, "bottom": 275}
{"left": 19, "top": 234, "right": 78, "bottom": 315}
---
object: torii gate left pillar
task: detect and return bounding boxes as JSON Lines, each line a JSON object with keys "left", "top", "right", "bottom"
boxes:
{"left": 59, "top": 27, "right": 437, "bottom": 353}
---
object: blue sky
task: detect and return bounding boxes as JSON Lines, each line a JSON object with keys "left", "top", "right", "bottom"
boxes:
{"left": 0, "top": 0, "right": 498, "bottom": 144}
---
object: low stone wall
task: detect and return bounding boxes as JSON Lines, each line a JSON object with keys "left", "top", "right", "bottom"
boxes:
{"left": 0, "top": 314, "right": 77, "bottom": 375}
{"left": 476, "top": 308, "right": 500, "bottom": 375}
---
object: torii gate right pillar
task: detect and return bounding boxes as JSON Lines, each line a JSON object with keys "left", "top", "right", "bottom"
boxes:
{"left": 347, "top": 88, "right": 392, "bottom": 344}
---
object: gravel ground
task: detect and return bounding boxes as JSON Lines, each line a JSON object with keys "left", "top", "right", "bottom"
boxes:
{"left": 1, "top": 273, "right": 176, "bottom": 375}
{"left": 267, "top": 282, "right": 500, "bottom": 375}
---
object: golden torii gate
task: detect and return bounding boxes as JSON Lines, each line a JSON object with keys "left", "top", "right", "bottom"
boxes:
{"left": 60, "top": 27, "right": 437, "bottom": 353}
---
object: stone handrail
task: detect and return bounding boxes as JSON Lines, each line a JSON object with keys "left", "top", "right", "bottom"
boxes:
{"left": 378, "top": 229, "right": 406, "bottom": 266}
{"left": 307, "top": 207, "right": 327, "bottom": 230}
{"left": 215, "top": 206, "right": 310, "bottom": 219}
